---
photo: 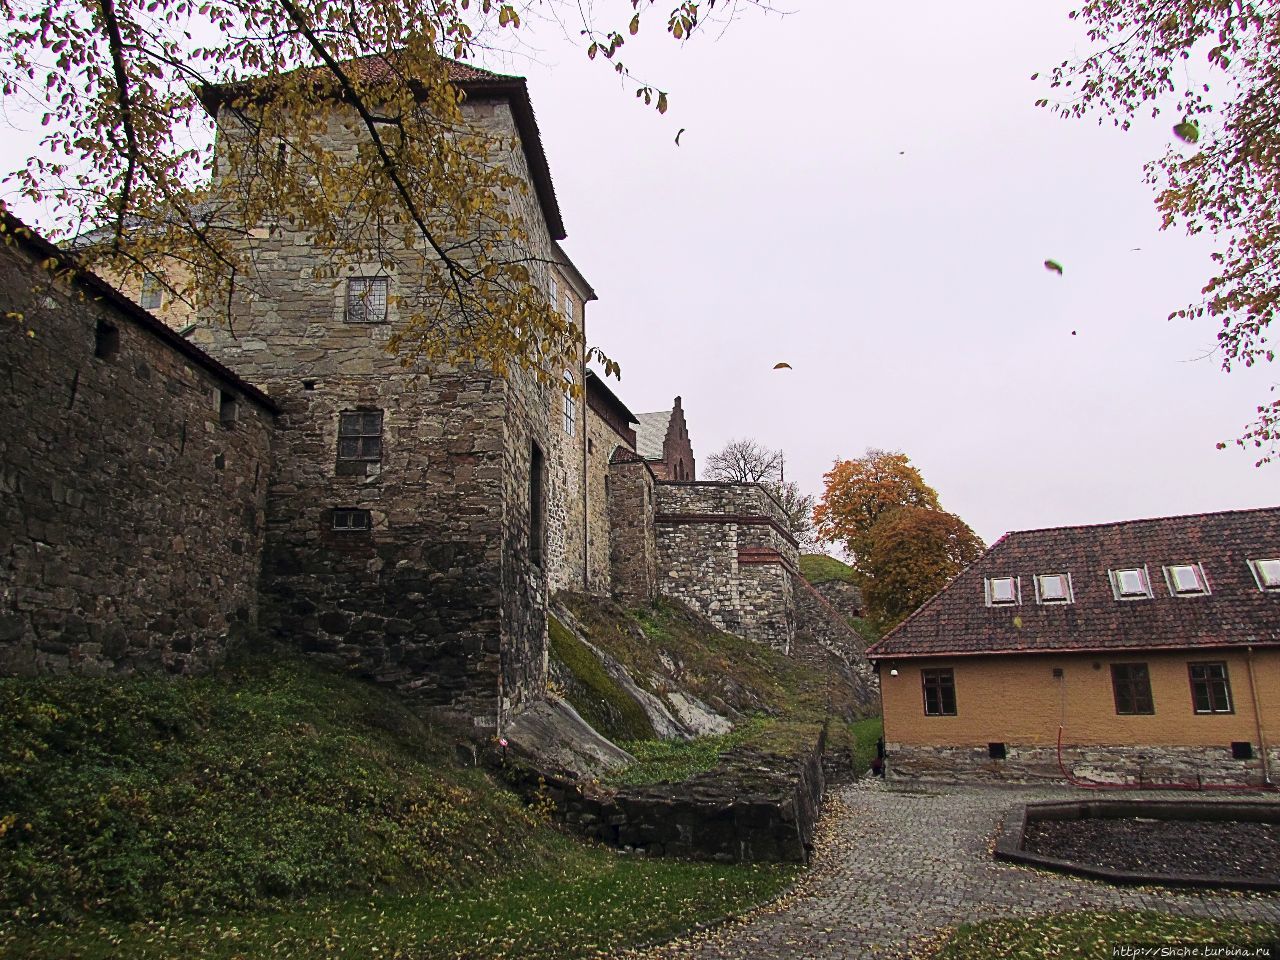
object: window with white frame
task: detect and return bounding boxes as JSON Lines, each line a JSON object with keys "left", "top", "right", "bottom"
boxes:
{"left": 1035, "top": 573, "right": 1073, "bottom": 604}
{"left": 1109, "top": 567, "right": 1152, "bottom": 600}
{"left": 550, "top": 275, "right": 558, "bottom": 306}
{"left": 985, "top": 576, "right": 1019, "bottom": 606}
{"left": 563, "top": 291, "right": 573, "bottom": 322}
{"left": 562, "top": 371, "right": 575, "bottom": 435}
{"left": 1249, "top": 558, "right": 1280, "bottom": 592}
{"left": 1164, "top": 563, "right": 1210, "bottom": 596}
{"left": 346, "top": 277, "right": 388, "bottom": 323}
{"left": 139, "top": 273, "right": 164, "bottom": 311}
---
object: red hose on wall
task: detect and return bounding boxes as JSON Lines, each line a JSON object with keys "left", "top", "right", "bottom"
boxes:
{"left": 1055, "top": 726, "right": 1276, "bottom": 792}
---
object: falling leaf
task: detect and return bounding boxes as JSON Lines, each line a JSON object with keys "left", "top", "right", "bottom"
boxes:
{"left": 1013, "top": 615, "right": 1023, "bottom": 629}
{"left": 1173, "top": 121, "right": 1200, "bottom": 144}
{"left": 1071, "top": 330, "right": 1077, "bottom": 336}
{"left": 1044, "top": 259, "right": 1064, "bottom": 275}
{"left": 675, "top": 127, "right": 685, "bottom": 146}
{"left": 772, "top": 362, "right": 792, "bottom": 370}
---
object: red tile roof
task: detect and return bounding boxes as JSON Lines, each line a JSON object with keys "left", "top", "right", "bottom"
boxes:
{"left": 867, "top": 506, "right": 1280, "bottom": 660}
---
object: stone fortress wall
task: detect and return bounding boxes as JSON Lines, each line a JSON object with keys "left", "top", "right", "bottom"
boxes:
{"left": 0, "top": 217, "right": 275, "bottom": 677}
{"left": 0, "top": 66, "right": 812, "bottom": 724}
{"left": 654, "top": 482, "right": 799, "bottom": 651}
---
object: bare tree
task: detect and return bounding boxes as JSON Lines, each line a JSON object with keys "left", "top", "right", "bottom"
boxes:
{"left": 705, "top": 439, "right": 815, "bottom": 547}
{"left": 703, "top": 438, "right": 784, "bottom": 485}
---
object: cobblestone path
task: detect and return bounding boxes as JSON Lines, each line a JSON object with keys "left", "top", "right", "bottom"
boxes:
{"left": 628, "top": 781, "right": 1280, "bottom": 960}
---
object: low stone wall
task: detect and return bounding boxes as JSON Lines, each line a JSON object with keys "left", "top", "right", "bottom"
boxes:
{"left": 887, "top": 742, "right": 1280, "bottom": 788}
{"left": 506, "top": 737, "right": 826, "bottom": 863}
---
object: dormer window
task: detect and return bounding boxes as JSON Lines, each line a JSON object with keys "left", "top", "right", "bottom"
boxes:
{"left": 1110, "top": 567, "right": 1152, "bottom": 600}
{"left": 1249, "top": 558, "right": 1280, "bottom": 592}
{"left": 1164, "top": 563, "right": 1210, "bottom": 597}
{"left": 1035, "top": 573, "right": 1073, "bottom": 604}
{"left": 985, "top": 576, "right": 1019, "bottom": 606}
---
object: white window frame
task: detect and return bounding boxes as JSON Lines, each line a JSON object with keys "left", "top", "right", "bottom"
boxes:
{"left": 1163, "top": 562, "right": 1211, "bottom": 597}
{"left": 985, "top": 576, "right": 1020, "bottom": 607}
{"left": 562, "top": 370, "right": 576, "bottom": 436}
{"left": 1248, "top": 558, "right": 1280, "bottom": 592}
{"left": 1109, "top": 566, "right": 1153, "bottom": 600}
{"left": 1034, "top": 572, "right": 1074, "bottom": 604}
{"left": 139, "top": 272, "right": 165, "bottom": 311}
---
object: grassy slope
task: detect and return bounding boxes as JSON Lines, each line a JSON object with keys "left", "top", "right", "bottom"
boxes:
{"left": 798, "top": 554, "right": 857, "bottom": 586}
{"left": 557, "top": 595, "right": 855, "bottom": 780}
{"left": 548, "top": 613, "right": 655, "bottom": 742}
{"left": 0, "top": 653, "right": 795, "bottom": 958}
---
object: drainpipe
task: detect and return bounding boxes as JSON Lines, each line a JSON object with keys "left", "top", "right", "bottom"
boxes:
{"left": 1246, "top": 645, "right": 1273, "bottom": 786}
{"left": 581, "top": 306, "right": 589, "bottom": 592}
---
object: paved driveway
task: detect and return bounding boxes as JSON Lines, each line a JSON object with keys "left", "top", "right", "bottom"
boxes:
{"left": 629, "top": 780, "right": 1280, "bottom": 960}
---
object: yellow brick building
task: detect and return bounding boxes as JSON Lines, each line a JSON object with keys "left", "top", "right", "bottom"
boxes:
{"left": 868, "top": 508, "right": 1280, "bottom": 787}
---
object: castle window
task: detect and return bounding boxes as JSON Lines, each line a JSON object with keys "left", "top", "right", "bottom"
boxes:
{"left": 219, "top": 389, "right": 238, "bottom": 427}
{"left": 1109, "top": 567, "right": 1152, "bottom": 600}
{"left": 338, "top": 410, "right": 383, "bottom": 461}
{"left": 549, "top": 275, "right": 558, "bottom": 306}
{"left": 1165, "top": 563, "right": 1210, "bottom": 596}
{"left": 94, "top": 318, "right": 119, "bottom": 359}
{"left": 332, "top": 508, "right": 371, "bottom": 532}
{"left": 139, "top": 272, "right": 164, "bottom": 311}
{"left": 563, "top": 371, "right": 575, "bottom": 435}
{"left": 529, "top": 442, "right": 545, "bottom": 568}
{"left": 563, "top": 291, "right": 573, "bottom": 321}
{"left": 1188, "top": 662, "right": 1232, "bottom": 714}
{"left": 345, "top": 277, "right": 388, "bottom": 323}
{"left": 1111, "top": 662, "right": 1155, "bottom": 715}
{"left": 921, "top": 669, "right": 956, "bottom": 716}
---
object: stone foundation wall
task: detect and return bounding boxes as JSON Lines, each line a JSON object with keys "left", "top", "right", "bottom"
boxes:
{"left": 887, "top": 742, "right": 1280, "bottom": 788}
{"left": 0, "top": 219, "right": 275, "bottom": 676}
{"left": 654, "top": 482, "right": 799, "bottom": 649}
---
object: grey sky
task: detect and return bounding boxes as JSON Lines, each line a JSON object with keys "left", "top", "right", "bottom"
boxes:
{"left": 2, "top": 0, "right": 1275, "bottom": 546}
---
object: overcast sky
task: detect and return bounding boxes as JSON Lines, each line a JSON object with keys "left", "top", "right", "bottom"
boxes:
{"left": 510, "top": 0, "right": 1278, "bottom": 545}
{"left": 3, "top": 0, "right": 1276, "bottom": 546}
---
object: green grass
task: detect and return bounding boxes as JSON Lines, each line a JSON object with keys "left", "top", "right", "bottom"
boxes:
{"left": 798, "top": 553, "right": 857, "bottom": 586}
{"left": 930, "top": 911, "right": 1280, "bottom": 960}
{"left": 0, "top": 833, "right": 797, "bottom": 959}
{"left": 850, "top": 717, "right": 883, "bottom": 776}
{"left": 0, "top": 651, "right": 801, "bottom": 958}
{"left": 548, "top": 613, "right": 656, "bottom": 742}
{"left": 0, "top": 653, "right": 541, "bottom": 924}
{"left": 607, "top": 716, "right": 768, "bottom": 786}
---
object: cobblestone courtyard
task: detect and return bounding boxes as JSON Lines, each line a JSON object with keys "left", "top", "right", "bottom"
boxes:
{"left": 630, "top": 780, "right": 1280, "bottom": 960}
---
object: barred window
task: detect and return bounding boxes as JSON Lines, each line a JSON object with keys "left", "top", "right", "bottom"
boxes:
{"left": 346, "top": 277, "right": 388, "bottom": 323}
{"left": 1188, "top": 662, "right": 1232, "bottom": 714}
{"left": 338, "top": 410, "right": 383, "bottom": 461}
{"left": 921, "top": 668, "right": 957, "bottom": 716}
{"left": 1111, "top": 663, "right": 1155, "bottom": 715}
{"left": 332, "top": 508, "right": 371, "bottom": 531}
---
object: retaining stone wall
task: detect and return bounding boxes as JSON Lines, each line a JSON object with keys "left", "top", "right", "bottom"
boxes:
{"left": 584, "top": 408, "right": 626, "bottom": 595}
{"left": 654, "top": 483, "right": 799, "bottom": 649}
{"left": 507, "top": 740, "right": 825, "bottom": 863}
{"left": 887, "top": 742, "right": 1280, "bottom": 788}
{"left": 0, "top": 230, "right": 274, "bottom": 676}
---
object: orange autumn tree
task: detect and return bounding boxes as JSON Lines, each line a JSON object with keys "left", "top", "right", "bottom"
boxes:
{"left": 814, "top": 450, "right": 984, "bottom": 628}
